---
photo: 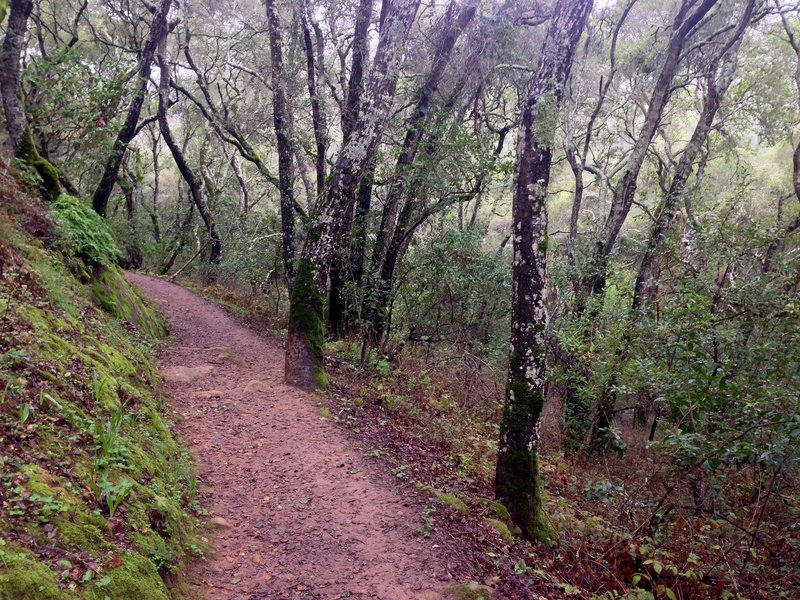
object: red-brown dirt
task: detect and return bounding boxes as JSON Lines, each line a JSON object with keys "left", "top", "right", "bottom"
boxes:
{"left": 127, "top": 273, "right": 454, "bottom": 600}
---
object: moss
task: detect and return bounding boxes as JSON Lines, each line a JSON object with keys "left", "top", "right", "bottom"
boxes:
{"left": 476, "top": 497, "right": 512, "bottom": 527}
{"left": 495, "top": 354, "right": 555, "bottom": 545}
{"left": 100, "top": 552, "right": 169, "bottom": 600}
{"left": 18, "top": 128, "right": 61, "bottom": 202}
{"left": 415, "top": 485, "right": 469, "bottom": 515}
{"left": 484, "top": 518, "right": 515, "bottom": 545}
{"left": 319, "top": 407, "right": 333, "bottom": 419}
{"left": 0, "top": 559, "right": 67, "bottom": 600}
{"left": 438, "top": 492, "right": 469, "bottom": 515}
{"left": 90, "top": 267, "right": 166, "bottom": 340}
{"left": 0, "top": 190, "right": 197, "bottom": 598}
{"left": 287, "top": 259, "right": 328, "bottom": 390}
{"left": 444, "top": 581, "right": 494, "bottom": 600}
{"left": 22, "top": 464, "right": 64, "bottom": 498}
{"left": 56, "top": 520, "right": 109, "bottom": 554}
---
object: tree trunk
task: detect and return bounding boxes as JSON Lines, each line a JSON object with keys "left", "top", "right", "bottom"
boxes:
{"left": 285, "top": 0, "right": 421, "bottom": 390}
{"left": 0, "top": 0, "right": 31, "bottom": 153}
{"left": 149, "top": 131, "right": 162, "bottom": 243}
{"left": 300, "top": 7, "right": 328, "bottom": 200}
{"left": 160, "top": 202, "right": 194, "bottom": 276}
{"left": 266, "top": 0, "right": 296, "bottom": 289}
{"left": 495, "top": 0, "right": 593, "bottom": 544}
{"left": 371, "top": 0, "right": 478, "bottom": 285}
{"left": 341, "top": 0, "right": 374, "bottom": 144}
{"left": 325, "top": 0, "right": 375, "bottom": 335}
{"left": 588, "top": 0, "right": 754, "bottom": 451}
{"left": 91, "top": 0, "right": 172, "bottom": 217}
{"left": 156, "top": 28, "right": 221, "bottom": 273}
{"left": 579, "top": 0, "right": 720, "bottom": 302}
{"left": 632, "top": 1, "right": 752, "bottom": 312}
{"left": 0, "top": 0, "right": 61, "bottom": 200}
{"left": 562, "top": 0, "right": 720, "bottom": 451}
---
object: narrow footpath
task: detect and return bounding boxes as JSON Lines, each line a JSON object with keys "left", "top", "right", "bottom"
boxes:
{"left": 128, "top": 273, "right": 449, "bottom": 600}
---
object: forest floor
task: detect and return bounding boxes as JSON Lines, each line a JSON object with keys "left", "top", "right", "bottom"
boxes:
{"left": 127, "top": 273, "right": 465, "bottom": 600}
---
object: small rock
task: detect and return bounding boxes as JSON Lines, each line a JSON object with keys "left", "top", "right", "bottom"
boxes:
{"left": 244, "top": 380, "right": 270, "bottom": 393}
{"left": 209, "top": 517, "right": 232, "bottom": 528}
{"left": 163, "top": 365, "right": 214, "bottom": 383}
{"left": 192, "top": 390, "right": 223, "bottom": 399}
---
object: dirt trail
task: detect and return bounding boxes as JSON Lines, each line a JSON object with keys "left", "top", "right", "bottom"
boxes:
{"left": 127, "top": 273, "right": 450, "bottom": 600}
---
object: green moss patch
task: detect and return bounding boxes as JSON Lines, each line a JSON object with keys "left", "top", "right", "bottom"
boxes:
{"left": 483, "top": 518, "right": 514, "bottom": 545}
{"left": 437, "top": 492, "right": 469, "bottom": 515}
{"left": 444, "top": 581, "right": 494, "bottom": 600}
{"left": 0, "top": 193, "right": 198, "bottom": 599}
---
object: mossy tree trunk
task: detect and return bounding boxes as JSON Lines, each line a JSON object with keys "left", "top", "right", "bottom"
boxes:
{"left": 495, "top": 0, "right": 593, "bottom": 544}
{"left": 284, "top": 0, "right": 421, "bottom": 390}
{"left": 0, "top": 0, "right": 61, "bottom": 200}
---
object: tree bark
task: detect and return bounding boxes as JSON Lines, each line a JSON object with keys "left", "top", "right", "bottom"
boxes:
{"left": 300, "top": 7, "right": 328, "bottom": 200}
{"left": 285, "top": 0, "right": 421, "bottom": 390}
{"left": 91, "top": 0, "right": 172, "bottom": 217}
{"left": 0, "top": 0, "right": 61, "bottom": 200}
{"left": 325, "top": 0, "right": 375, "bottom": 335}
{"left": 266, "top": 0, "right": 296, "bottom": 290}
{"left": 341, "top": 0, "right": 374, "bottom": 145}
{"left": 495, "top": 0, "right": 593, "bottom": 543}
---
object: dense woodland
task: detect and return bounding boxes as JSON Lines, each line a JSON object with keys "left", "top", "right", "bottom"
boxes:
{"left": 1, "top": 0, "right": 799, "bottom": 597}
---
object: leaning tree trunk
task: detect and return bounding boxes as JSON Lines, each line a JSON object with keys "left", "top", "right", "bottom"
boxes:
{"left": 266, "top": 0, "right": 296, "bottom": 290}
{"left": 586, "top": 0, "right": 753, "bottom": 450}
{"left": 359, "top": 0, "right": 479, "bottom": 342}
{"left": 0, "top": 0, "right": 61, "bottom": 200}
{"left": 285, "top": 0, "right": 421, "bottom": 390}
{"left": 562, "top": 0, "right": 720, "bottom": 451}
{"left": 495, "top": 0, "right": 593, "bottom": 544}
{"left": 632, "top": 0, "right": 752, "bottom": 313}
{"left": 91, "top": 0, "right": 172, "bottom": 217}
{"left": 156, "top": 29, "right": 221, "bottom": 272}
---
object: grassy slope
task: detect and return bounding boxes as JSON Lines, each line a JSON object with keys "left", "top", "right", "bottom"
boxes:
{"left": 0, "top": 181, "right": 199, "bottom": 599}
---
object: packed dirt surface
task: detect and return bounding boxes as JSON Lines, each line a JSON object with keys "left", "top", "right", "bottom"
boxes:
{"left": 127, "top": 273, "right": 451, "bottom": 600}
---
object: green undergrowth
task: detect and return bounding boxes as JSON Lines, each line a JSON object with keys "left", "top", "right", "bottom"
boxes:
{"left": 0, "top": 186, "right": 199, "bottom": 599}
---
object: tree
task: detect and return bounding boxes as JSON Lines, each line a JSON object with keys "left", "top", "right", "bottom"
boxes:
{"left": 266, "top": 0, "right": 296, "bottom": 289}
{"left": 495, "top": 0, "right": 593, "bottom": 543}
{"left": 91, "top": 0, "right": 172, "bottom": 217}
{"left": 284, "top": 0, "right": 422, "bottom": 390}
{"left": 156, "top": 23, "right": 222, "bottom": 271}
{"left": 562, "top": 0, "right": 722, "bottom": 450}
{"left": 0, "top": 0, "right": 61, "bottom": 199}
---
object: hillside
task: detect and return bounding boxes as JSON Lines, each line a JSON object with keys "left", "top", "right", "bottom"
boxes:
{"left": 0, "top": 178, "right": 199, "bottom": 599}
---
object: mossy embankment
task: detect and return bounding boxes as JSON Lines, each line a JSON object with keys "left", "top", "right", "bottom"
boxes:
{"left": 0, "top": 181, "right": 200, "bottom": 599}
